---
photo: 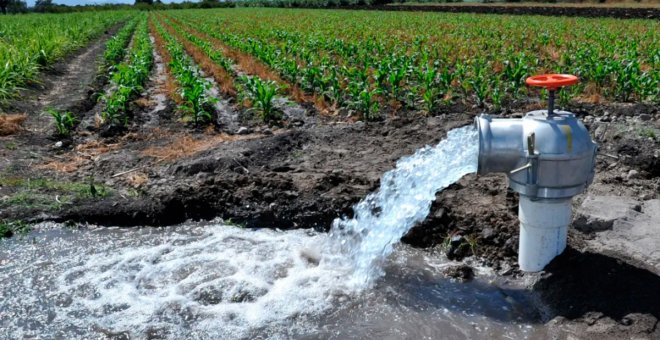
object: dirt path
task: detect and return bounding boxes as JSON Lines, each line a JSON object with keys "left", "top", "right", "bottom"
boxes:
{"left": 0, "top": 25, "right": 124, "bottom": 222}
{"left": 4, "top": 27, "right": 120, "bottom": 133}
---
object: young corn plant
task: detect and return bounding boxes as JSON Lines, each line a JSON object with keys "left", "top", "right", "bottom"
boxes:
{"left": 357, "top": 87, "right": 381, "bottom": 121}
{"left": 418, "top": 65, "right": 440, "bottom": 113}
{"left": 181, "top": 79, "right": 214, "bottom": 125}
{"left": 175, "top": 64, "right": 215, "bottom": 125}
{"left": 156, "top": 21, "right": 216, "bottom": 126}
{"left": 388, "top": 65, "right": 407, "bottom": 100}
{"left": 47, "top": 108, "right": 77, "bottom": 137}
{"left": 489, "top": 78, "right": 505, "bottom": 112}
{"left": 239, "top": 75, "right": 281, "bottom": 123}
{"left": 613, "top": 59, "right": 643, "bottom": 102}
{"left": 102, "top": 85, "right": 132, "bottom": 127}
{"left": 103, "top": 18, "right": 139, "bottom": 71}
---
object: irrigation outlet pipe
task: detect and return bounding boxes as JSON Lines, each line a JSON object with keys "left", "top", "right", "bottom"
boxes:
{"left": 474, "top": 74, "right": 598, "bottom": 272}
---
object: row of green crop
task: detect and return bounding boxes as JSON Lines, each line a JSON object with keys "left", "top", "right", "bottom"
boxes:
{"left": 47, "top": 17, "right": 144, "bottom": 137}
{"left": 103, "top": 16, "right": 140, "bottom": 71}
{"left": 0, "top": 11, "right": 135, "bottom": 104}
{"left": 160, "top": 16, "right": 281, "bottom": 123}
{"left": 101, "top": 15, "right": 154, "bottom": 128}
{"left": 152, "top": 19, "right": 216, "bottom": 125}
{"left": 169, "top": 9, "right": 659, "bottom": 119}
{"left": 172, "top": 14, "right": 388, "bottom": 119}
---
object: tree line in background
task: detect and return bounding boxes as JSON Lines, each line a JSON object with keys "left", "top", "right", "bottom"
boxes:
{"left": 0, "top": 0, "right": 651, "bottom": 15}
{"left": 0, "top": 0, "right": 237, "bottom": 14}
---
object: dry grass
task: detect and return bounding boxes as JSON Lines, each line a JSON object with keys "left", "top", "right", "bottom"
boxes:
{"left": 126, "top": 172, "right": 149, "bottom": 188}
{"left": 76, "top": 140, "right": 120, "bottom": 156}
{"left": 0, "top": 114, "right": 27, "bottom": 136}
{"left": 134, "top": 98, "right": 152, "bottom": 109}
{"left": 38, "top": 155, "right": 90, "bottom": 173}
{"left": 142, "top": 133, "right": 263, "bottom": 162}
{"left": 38, "top": 140, "right": 121, "bottom": 173}
{"left": 577, "top": 82, "right": 604, "bottom": 104}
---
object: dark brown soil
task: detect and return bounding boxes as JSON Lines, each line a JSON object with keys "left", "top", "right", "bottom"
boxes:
{"left": 536, "top": 247, "right": 660, "bottom": 339}
{"left": 344, "top": 4, "right": 660, "bottom": 19}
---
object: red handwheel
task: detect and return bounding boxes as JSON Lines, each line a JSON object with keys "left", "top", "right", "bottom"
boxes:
{"left": 526, "top": 74, "right": 578, "bottom": 116}
{"left": 526, "top": 74, "right": 578, "bottom": 90}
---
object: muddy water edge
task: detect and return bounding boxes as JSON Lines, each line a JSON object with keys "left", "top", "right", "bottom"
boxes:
{"left": 0, "top": 17, "right": 659, "bottom": 340}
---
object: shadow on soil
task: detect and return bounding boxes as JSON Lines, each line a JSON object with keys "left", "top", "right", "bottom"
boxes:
{"left": 534, "top": 247, "right": 660, "bottom": 322}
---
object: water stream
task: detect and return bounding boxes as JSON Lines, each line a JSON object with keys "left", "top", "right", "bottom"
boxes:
{"left": 326, "top": 126, "right": 479, "bottom": 288}
{"left": 0, "top": 126, "right": 550, "bottom": 339}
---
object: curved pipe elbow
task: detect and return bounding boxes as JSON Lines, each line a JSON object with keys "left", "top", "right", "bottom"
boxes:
{"left": 474, "top": 115, "right": 524, "bottom": 175}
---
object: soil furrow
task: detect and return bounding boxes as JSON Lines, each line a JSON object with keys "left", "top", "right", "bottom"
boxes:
{"left": 78, "top": 25, "right": 142, "bottom": 133}
{"left": 165, "top": 15, "right": 329, "bottom": 115}
{"left": 148, "top": 18, "right": 181, "bottom": 106}
{"left": 155, "top": 16, "right": 242, "bottom": 132}
{"left": 156, "top": 15, "right": 237, "bottom": 97}
{"left": 0, "top": 23, "right": 125, "bottom": 174}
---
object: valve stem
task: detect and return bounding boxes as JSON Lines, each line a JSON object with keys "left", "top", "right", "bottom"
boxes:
{"left": 548, "top": 90, "right": 555, "bottom": 117}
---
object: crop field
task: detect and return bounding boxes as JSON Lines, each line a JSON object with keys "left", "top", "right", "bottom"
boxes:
{"left": 0, "top": 11, "right": 133, "bottom": 102}
{"left": 1, "top": 9, "right": 658, "bottom": 127}
{"left": 162, "top": 9, "right": 658, "bottom": 116}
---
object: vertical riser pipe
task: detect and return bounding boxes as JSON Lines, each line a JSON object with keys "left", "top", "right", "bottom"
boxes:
{"left": 518, "top": 197, "right": 572, "bottom": 272}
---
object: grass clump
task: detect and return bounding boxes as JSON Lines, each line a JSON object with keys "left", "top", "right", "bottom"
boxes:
{"left": 0, "top": 220, "right": 30, "bottom": 238}
{"left": 47, "top": 108, "right": 78, "bottom": 137}
{"left": 0, "top": 176, "right": 110, "bottom": 211}
{"left": 638, "top": 127, "right": 659, "bottom": 142}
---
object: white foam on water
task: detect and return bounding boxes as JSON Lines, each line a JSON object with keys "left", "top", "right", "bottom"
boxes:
{"left": 326, "top": 125, "right": 479, "bottom": 287}
{"left": 55, "top": 226, "right": 352, "bottom": 339}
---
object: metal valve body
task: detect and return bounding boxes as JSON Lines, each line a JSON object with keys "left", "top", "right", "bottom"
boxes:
{"left": 474, "top": 110, "right": 598, "bottom": 271}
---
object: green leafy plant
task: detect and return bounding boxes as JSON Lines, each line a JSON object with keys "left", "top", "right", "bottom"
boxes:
{"left": 101, "top": 16, "right": 153, "bottom": 129}
{"left": 0, "top": 11, "right": 134, "bottom": 104}
{"left": 0, "top": 220, "right": 30, "bottom": 238}
{"left": 155, "top": 20, "right": 215, "bottom": 126}
{"left": 239, "top": 75, "right": 280, "bottom": 122}
{"left": 103, "top": 18, "right": 139, "bottom": 70}
{"left": 357, "top": 87, "right": 380, "bottom": 121}
{"left": 47, "top": 108, "right": 77, "bottom": 137}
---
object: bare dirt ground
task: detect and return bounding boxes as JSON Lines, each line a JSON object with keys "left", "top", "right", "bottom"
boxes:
{"left": 1, "top": 27, "right": 659, "bottom": 339}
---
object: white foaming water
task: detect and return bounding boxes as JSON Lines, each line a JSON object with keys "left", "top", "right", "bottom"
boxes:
{"left": 0, "top": 126, "right": 485, "bottom": 339}
{"left": 0, "top": 224, "right": 347, "bottom": 339}
{"left": 326, "top": 125, "right": 479, "bottom": 287}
